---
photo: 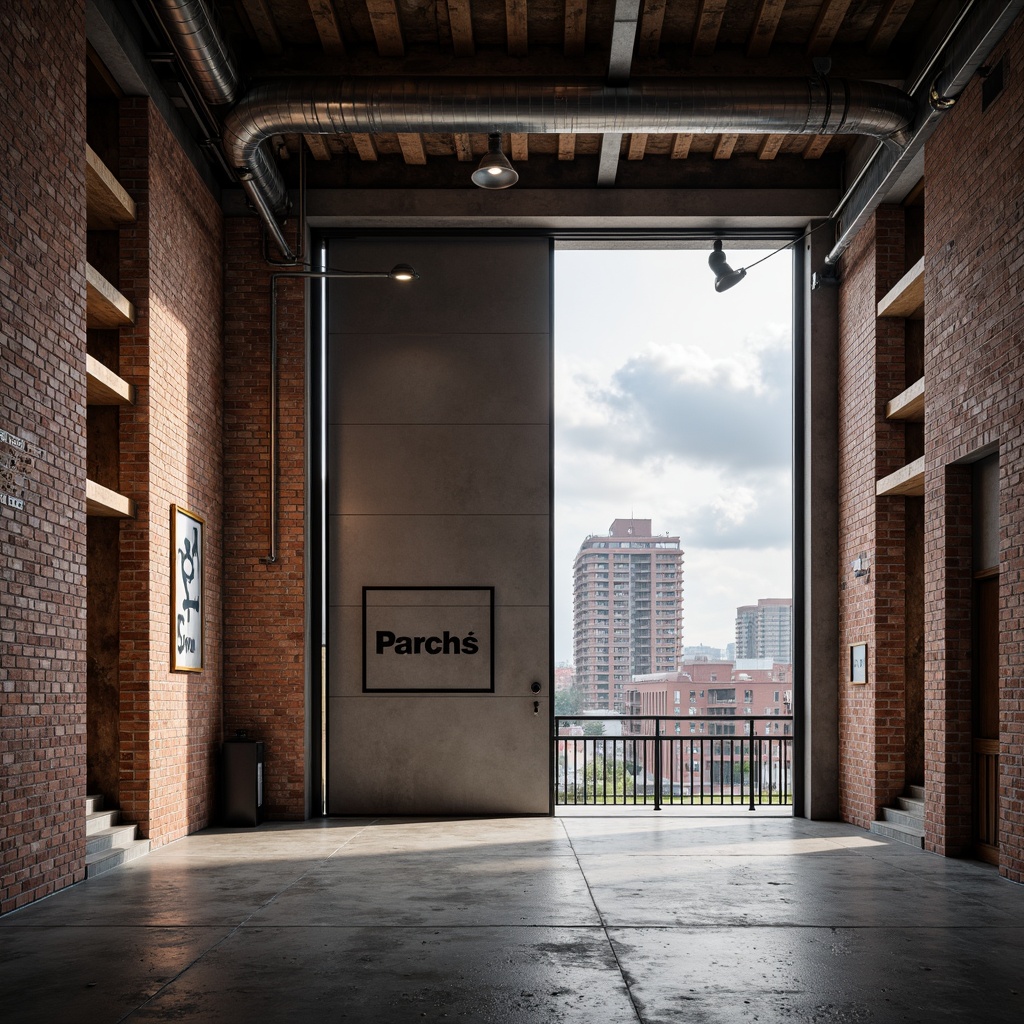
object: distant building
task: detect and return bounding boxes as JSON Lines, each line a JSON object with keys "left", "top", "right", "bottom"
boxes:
{"left": 683, "top": 644, "right": 722, "bottom": 660}
{"left": 625, "top": 658, "right": 793, "bottom": 795}
{"left": 572, "top": 518, "right": 683, "bottom": 712}
{"left": 553, "top": 666, "right": 575, "bottom": 691}
{"left": 735, "top": 598, "right": 793, "bottom": 661}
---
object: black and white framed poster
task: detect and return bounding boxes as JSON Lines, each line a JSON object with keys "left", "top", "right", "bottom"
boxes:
{"left": 172, "top": 505, "right": 203, "bottom": 672}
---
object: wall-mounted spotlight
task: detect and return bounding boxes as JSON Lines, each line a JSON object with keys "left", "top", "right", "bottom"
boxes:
{"left": 708, "top": 240, "right": 747, "bottom": 292}
{"left": 471, "top": 133, "right": 519, "bottom": 189}
{"left": 851, "top": 556, "right": 870, "bottom": 579}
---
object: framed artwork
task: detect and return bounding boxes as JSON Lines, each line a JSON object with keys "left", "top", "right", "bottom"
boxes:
{"left": 850, "top": 643, "right": 867, "bottom": 684}
{"left": 171, "top": 505, "right": 203, "bottom": 672}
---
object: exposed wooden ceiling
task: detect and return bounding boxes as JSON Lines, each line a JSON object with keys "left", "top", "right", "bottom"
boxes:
{"left": 199, "top": 0, "right": 941, "bottom": 189}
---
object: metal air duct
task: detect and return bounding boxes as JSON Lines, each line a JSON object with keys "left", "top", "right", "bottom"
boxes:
{"left": 153, "top": 0, "right": 240, "bottom": 106}
{"left": 223, "top": 76, "right": 918, "bottom": 221}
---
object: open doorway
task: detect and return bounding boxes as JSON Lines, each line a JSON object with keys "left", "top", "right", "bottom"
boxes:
{"left": 553, "top": 241, "right": 796, "bottom": 811}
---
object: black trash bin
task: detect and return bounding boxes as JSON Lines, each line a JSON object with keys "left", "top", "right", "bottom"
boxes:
{"left": 223, "top": 732, "right": 264, "bottom": 826}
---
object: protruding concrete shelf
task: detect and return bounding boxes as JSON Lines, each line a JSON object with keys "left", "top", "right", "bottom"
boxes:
{"left": 86, "top": 263, "right": 135, "bottom": 329}
{"left": 86, "top": 354, "right": 134, "bottom": 406}
{"left": 86, "top": 479, "right": 134, "bottom": 518}
{"left": 877, "top": 456, "right": 925, "bottom": 497}
{"left": 86, "top": 145, "right": 136, "bottom": 229}
{"left": 886, "top": 377, "right": 925, "bottom": 422}
{"left": 877, "top": 257, "right": 924, "bottom": 319}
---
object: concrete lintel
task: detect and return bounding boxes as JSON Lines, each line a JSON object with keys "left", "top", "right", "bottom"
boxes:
{"left": 231, "top": 188, "right": 838, "bottom": 229}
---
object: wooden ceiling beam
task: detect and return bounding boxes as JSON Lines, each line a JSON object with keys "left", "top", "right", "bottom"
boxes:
{"left": 558, "top": 134, "right": 576, "bottom": 160}
{"left": 637, "top": 0, "right": 667, "bottom": 58}
{"left": 746, "top": 0, "right": 787, "bottom": 58}
{"left": 307, "top": 0, "right": 345, "bottom": 56}
{"left": 564, "top": 0, "right": 587, "bottom": 58}
{"left": 397, "top": 133, "right": 427, "bottom": 164}
{"left": 510, "top": 133, "right": 530, "bottom": 161}
{"left": 351, "top": 134, "right": 379, "bottom": 161}
{"left": 806, "top": 0, "right": 854, "bottom": 56}
{"left": 446, "top": 0, "right": 475, "bottom": 57}
{"left": 304, "top": 134, "right": 331, "bottom": 161}
{"left": 758, "top": 134, "right": 785, "bottom": 160}
{"left": 670, "top": 133, "right": 692, "bottom": 159}
{"left": 506, "top": 0, "right": 528, "bottom": 57}
{"left": 713, "top": 134, "right": 739, "bottom": 160}
{"left": 453, "top": 133, "right": 474, "bottom": 161}
{"left": 366, "top": 0, "right": 405, "bottom": 58}
{"left": 627, "top": 133, "right": 648, "bottom": 159}
{"left": 803, "top": 135, "right": 831, "bottom": 159}
{"left": 693, "top": 0, "right": 728, "bottom": 57}
{"left": 238, "top": 0, "right": 283, "bottom": 54}
{"left": 868, "top": 0, "right": 915, "bottom": 53}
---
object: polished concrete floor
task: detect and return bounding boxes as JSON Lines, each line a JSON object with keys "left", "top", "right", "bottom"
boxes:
{"left": 2, "top": 813, "right": 1023, "bottom": 1023}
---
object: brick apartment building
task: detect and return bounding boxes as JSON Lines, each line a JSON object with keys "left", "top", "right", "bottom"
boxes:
{"left": 4, "top": 1, "right": 1024, "bottom": 915}
{"left": 627, "top": 659, "right": 794, "bottom": 794}
{"left": 572, "top": 519, "right": 683, "bottom": 711}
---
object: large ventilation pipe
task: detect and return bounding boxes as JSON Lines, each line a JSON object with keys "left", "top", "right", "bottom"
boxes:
{"left": 223, "top": 77, "right": 917, "bottom": 221}
{"left": 152, "top": 0, "right": 241, "bottom": 107}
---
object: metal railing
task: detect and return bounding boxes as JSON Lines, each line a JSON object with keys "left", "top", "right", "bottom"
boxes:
{"left": 554, "top": 715, "right": 793, "bottom": 810}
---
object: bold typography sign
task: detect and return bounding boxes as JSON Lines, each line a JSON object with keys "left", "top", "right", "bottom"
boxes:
{"left": 0, "top": 426, "right": 44, "bottom": 512}
{"left": 363, "top": 586, "right": 494, "bottom": 692}
{"left": 172, "top": 505, "right": 203, "bottom": 672}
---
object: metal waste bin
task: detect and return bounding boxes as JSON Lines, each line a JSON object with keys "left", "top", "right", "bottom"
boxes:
{"left": 223, "top": 732, "right": 264, "bottom": 826}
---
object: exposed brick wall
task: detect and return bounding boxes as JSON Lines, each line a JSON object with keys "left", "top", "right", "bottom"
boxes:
{"left": 117, "top": 98, "right": 224, "bottom": 846}
{"left": 222, "top": 218, "right": 308, "bottom": 819}
{"left": 0, "top": 2, "right": 88, "bottom": 914}
{"left": 837, "top": 208, "right": 911, "bottom": 829}
{"left": 925, "top": 14, "right": 1024, "bottom": 879}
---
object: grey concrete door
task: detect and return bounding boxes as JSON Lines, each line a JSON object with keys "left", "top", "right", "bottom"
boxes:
{"left": 325, "top": 236, "right": 552, "bottom": 814}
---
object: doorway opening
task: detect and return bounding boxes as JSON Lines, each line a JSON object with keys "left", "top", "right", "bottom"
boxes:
{"left": 552, "top": 241, "right": 797, "bottom": 812}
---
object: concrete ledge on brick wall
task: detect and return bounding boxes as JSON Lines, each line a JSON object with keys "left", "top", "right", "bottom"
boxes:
{"left": 86, "top": 354, "right": 135, "bottom": 406}
{"left": 86, "top": 263, "right": 135, "bottom": 329}
{"left": 877, "top": 257, "right": 924, "bottom": 319}
{"left": 885, "top": 376, "right": 925, "bottom": 422}
{"left": 876, "top": 456, "right": 925, "bottom": 497}
{"left": 85, "top": 144, "right": 136, "bottom": 229}
{"left": 86, "top": 478, "right": 135, "bottom": 518}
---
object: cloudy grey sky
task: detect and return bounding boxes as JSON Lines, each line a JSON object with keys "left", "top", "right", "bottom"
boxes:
{"left": 554, "top": 246, "right": 793, "bottom": 664}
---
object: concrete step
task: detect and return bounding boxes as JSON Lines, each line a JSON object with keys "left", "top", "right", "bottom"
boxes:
{"left": 86, "top": 822, "right": 140, "bottom": 857}
{"left": 881, "top": 805, "right": 923, "bottom": 830}
{"left": 85, "top": 807, "right": 119, "bottom": 835}
{"left": 896, "top": 795, "right": 925, "bottom": 817}
{"left": 85, "top": 794, "right": 104, "bottom": 815}
{"left": 869, "top": 819, "right": 925, "bottom": 848}
{"left": 907, "top": 784, "right": 925, "bottom": 802}
{"left": 85, "top": 839, "right": 151, "bottom": 879}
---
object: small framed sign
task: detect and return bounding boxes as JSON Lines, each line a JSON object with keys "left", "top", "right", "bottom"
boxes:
{"left": 850, "top": 643, "right": 867, "bottom": 684}
{"left": 171, "top": 505, "right": 204, "bottom": 672}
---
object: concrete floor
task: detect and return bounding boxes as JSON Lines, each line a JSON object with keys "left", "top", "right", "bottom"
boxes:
{"left": 2, "top": 814, "right": 1022, "bottom": 1023}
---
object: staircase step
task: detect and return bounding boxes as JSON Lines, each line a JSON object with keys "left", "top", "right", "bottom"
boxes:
{"left": 896, "top": 795, "right": 925, "bottom": 816}
{"left": 881, "top": 806, "right": 924, "bottom": 830}
{"left": 85, "top": 808, "right": 119, "bottom": 835}
{"left": 85, "top": 794, "right": 104, "bottom": 815}
{"left": 907, "top": 784, "right": 925, "bottom": 801}
{"left": 869, "top": 819, "right": 925, "bottom": 848}
{"left": 85, "top": 839, "right": 151, "bottom": 879}
{"left": 85, "top": 823, "right": 140, "bottom": 857}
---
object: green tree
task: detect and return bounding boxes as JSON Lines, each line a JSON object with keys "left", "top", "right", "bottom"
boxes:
{"left": 554, "top": 685, "right": 585, "bottom": 717}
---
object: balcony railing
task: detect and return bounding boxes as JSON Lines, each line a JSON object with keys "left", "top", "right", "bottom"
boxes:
{"left": 554, "top": 715, "right": 793, "bottom": 810}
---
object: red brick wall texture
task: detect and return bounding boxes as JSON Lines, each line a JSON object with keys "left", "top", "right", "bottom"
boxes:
{"left": 117, "top": 98, "right": 225, "bottom": 847}
{"left": 838, "top": 14, "right": 1024, "bottom": 881}
{"left": 0, "top": 1, "right": 89, "bottom": 914}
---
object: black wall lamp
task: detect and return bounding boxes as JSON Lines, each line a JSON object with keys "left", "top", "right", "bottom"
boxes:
{"left": 708, "top": 240, "right": 747, "bottom": 292}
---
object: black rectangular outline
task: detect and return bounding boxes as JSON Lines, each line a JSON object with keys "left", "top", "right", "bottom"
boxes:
{"left": 362, "top": 585, "right": 496, "bottom": 693}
